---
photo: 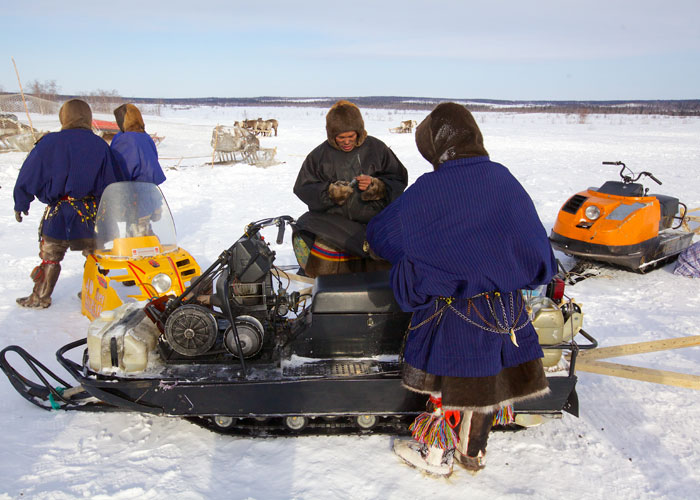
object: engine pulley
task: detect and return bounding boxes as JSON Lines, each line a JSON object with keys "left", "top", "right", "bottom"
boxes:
{"left": 224, "top": 315, "right": 265, "bottom": 359}
{"left": 164, "top": 305, "right": 218, "bottom": 356}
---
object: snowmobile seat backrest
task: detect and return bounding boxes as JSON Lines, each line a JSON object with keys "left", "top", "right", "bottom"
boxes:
{"left": 312, "top": 271, "right": 404, "bottom": 314}
{"left": 651, "top": 194, "right": 679, "bottom": 229}
{"left": 595, "top": 181, "right": 645, "bottom": 197}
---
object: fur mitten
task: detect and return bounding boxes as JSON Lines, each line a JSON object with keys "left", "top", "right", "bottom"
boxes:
{"left": 328, "top": 181, "right": 354, "bottom": 205}
{"left": 360, "top": 177, "right": 386, "bottom": 201}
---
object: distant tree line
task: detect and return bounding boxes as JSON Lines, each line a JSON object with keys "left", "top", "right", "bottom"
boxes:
{"left": 1, "top": 81, "right": 699, "bottom": 116}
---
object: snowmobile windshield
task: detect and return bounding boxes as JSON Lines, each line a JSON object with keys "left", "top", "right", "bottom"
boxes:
{"left": 94, "top": 181, "right": 178, "bottom": 257}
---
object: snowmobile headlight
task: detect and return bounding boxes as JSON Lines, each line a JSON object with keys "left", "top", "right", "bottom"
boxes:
{"left": 584, "top": 205, "right": 601, "bottom": 221}
{"left": 151, "top": 273, "right": 172, "bottom": 294}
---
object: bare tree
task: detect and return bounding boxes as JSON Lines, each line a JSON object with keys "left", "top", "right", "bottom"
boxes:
{"left": 79, "top": 89, "right": 123, "bottom": 114}
{"left": 27, "top": 79, "right": 59, "bottom": 101}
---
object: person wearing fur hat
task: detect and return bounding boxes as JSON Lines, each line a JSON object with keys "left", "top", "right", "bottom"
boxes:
{"left": 110, "top": 103, "right": 165, "bottom": 185}
{"left": 13, "top": 99, "right": 124, "bottom": 308}
{"left": 366, "top": 102, "right": 556, "bottom": 476}
{"left": 293, "top": 100, "right": 408, "bottom": 277}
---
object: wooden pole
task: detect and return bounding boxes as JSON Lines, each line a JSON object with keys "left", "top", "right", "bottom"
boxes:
{"left": 575, "top": 359, "right": 700, "bottom": 390}
{"left": 11, "top": 57, "right": 37, "bottom": 143}
{"left": 211, "top": 125, "right": 219, "bottom": 167}
{"left": 569, "top": 335, "right": 700, "bottom": 390}
{"left": 576, "top": 335, "right": 700, "bottom": 361}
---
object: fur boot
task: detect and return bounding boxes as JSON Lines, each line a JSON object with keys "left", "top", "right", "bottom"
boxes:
{"left": 393, "top": 439, "right": 454, "bottom": 477}
{"left": 454, "top": 410, "right": 493, "bottom": 473}
{"left": 16, "top": 262, "right": 61, "bottom": 309}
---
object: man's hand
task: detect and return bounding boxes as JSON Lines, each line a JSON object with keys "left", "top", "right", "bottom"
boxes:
{"left": 355, "top": 174, "right": 373, "bottom": 191}
{"left": 359, "top": 177, "right": 386, "bottom": 201}
{"left": 328, "top": 181, "right": 354, "bottom": 206}
{"left": 15, "top": 210, "right": 28, "bottom": 223}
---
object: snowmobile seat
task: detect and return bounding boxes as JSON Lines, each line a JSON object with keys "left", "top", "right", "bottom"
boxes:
{"left": 312, "top": 271, "right": 403, "bottom": 314}
{"left": 595, "top": 181, "right": 645, "bottom": 197}
{"left": 651, "top": 194, "right": 679, "bottom": 229}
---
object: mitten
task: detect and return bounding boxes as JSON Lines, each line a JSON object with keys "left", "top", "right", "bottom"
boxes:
{"left": 328, "top": 181, "right": 354, "bottom": 206}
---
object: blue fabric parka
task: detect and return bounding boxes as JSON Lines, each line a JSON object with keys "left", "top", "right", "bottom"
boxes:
{"left": 13, "top": 101, "right": 123, "bottom": 241}
{"left": 110, "top": 103, "right": 165, "bottom": 185}
{"left": 367, "top": 104, "right": 557, "bottom": 379}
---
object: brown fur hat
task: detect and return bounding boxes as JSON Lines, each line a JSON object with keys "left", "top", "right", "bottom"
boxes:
{"left": 59, "top": 99, "right": 93, "bottom": 131}
{"left": 415, "top": 102, "right": 488, "bottom": 170}
{"left": 114, "top": 103, "right": 146, "bottom": 133}
{"left": 326, "top": 100, "right": 367, "bottom": 150}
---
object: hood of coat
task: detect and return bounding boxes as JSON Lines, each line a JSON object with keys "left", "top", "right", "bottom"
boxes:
{"left": 114, "top": 103, "right": 146, "bottom": 133}
{"left": 415, "top": 102, "right": 488, "bottom": 170}
{"left": 59, "top": 99, "right": 93, "bottom": 131}
{"left": 325, "top": 100, "right": 368, "bottom": 151}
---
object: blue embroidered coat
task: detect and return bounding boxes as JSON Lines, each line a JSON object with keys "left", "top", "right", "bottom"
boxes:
{"left": 13, "top": 129, "right": 123, "bottom": 241}
{"left": 366, "top": 156, "right": 557, "bottom": 377}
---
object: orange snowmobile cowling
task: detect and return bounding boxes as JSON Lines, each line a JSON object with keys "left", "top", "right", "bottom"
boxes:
{"left": 552, "top": 188, "right": 661, "bottom": 247}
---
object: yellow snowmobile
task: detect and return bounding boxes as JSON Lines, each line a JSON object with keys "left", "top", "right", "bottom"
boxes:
{"left": 81, "top": 181, "right": 201, "bottom": 321}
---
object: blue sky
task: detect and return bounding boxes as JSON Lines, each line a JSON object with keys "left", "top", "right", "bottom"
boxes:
{"left": 2, "top": 0, "right": 699, "bottom": 100}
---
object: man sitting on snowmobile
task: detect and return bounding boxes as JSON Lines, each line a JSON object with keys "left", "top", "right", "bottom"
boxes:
{"left": 292, "top": 100, "right": 408, "bottom": 277}
{"left": 13, "top": 99, "right": 124, "bottom": 308}
{"left": 366, "top": 102, "right": 556, "bottom": 476}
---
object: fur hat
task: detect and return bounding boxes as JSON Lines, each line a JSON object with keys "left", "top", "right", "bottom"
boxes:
{"left": 114, "top": 103, "right": 145, "bottom": 133}
{"left": 59, "top": 99, "right": 92, "bottom": 131}
{"left": 415, "top": 102, "right": 488, "bottom": 169}
{"left": 326, "top": 100, "right": 367, "bottom": 150}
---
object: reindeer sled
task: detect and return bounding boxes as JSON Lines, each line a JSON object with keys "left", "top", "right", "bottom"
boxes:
{"left": 211, "top": 124, "right": 278, "bottom": 168}
{"left": 0, "top": 113, "right": 46, "bottom": 153}
{"left": 92, "top": 120, "right": 164, "bottom": 146}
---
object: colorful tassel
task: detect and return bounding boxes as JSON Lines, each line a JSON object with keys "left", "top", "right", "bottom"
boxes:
{"left": 492, "top": 405, "right": 515, "bottom": 426}
{"left": 409, "top": 397, "right": 459, "bottom": 450}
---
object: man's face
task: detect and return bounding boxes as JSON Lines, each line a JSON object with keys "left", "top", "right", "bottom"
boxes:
{"left": 335, "top": 131, "right": 358, "bottom": 152}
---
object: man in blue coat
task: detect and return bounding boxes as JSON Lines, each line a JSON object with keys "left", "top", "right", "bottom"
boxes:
{"left": 367, "top": 102, "right": 556, "bottom": 475}
{"left": 13, "top": 99, "right": 124, "bottom": 308}
{"left": 110, "top": 103, "right": 165, "bottom": 185}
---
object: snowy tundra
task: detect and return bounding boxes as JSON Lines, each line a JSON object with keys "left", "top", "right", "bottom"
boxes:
{"left": 0, "top": 105, "right": 699, "bottom": 499}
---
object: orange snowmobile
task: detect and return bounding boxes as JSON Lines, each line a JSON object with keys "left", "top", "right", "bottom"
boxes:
{"left": 549, "top": 161, "right": 697, "bottom": 272}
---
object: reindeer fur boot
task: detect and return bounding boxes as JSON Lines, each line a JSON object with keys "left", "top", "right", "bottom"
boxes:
{"left": 17, "top": 262, "right": 61, "bottom": 309}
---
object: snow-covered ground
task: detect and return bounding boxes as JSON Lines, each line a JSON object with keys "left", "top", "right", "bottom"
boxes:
{"left": 1, "top": 105, "right": 699, "bottom": 499}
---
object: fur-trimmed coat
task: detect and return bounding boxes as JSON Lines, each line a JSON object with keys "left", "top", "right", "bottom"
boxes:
{"left": 294, "top": 136, "right": 407, "bottom": 224}
{"left": 367, "top": 156, "right": 556, "bottom": 378}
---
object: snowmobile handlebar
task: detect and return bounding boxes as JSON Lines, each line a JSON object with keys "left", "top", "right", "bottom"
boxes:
{"left": 244, "top": 215, "right": 295, "bottom": 242}
{"left": 603, "top": 161, "right": 662, "bottom": 186}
